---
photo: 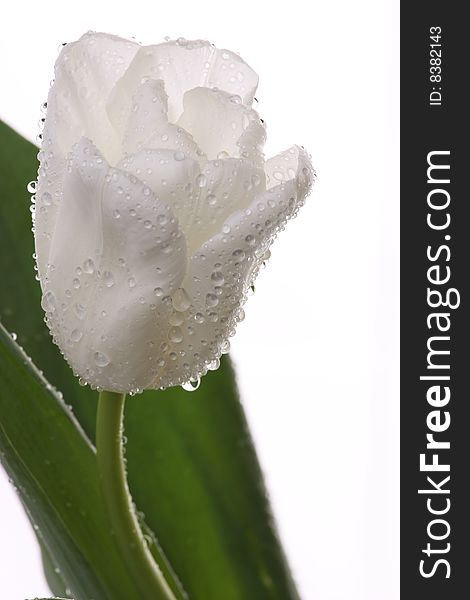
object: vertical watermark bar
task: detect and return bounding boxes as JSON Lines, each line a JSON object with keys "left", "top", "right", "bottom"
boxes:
{"left": 401, "top": 3, "right": 468, "bottom": 598}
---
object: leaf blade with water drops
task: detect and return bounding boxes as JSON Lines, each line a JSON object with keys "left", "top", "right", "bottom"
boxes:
{"left": 0, "top": 323, "right": 148, "bottom": 600}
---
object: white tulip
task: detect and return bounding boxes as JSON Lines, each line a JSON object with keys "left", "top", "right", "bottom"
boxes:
{"left": 34, "top": 32, "right": 315, "bottom": 394}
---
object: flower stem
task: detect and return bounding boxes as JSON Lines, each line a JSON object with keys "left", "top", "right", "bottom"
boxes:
{"left": 96, "top": 390, "right": 176, "bottom": 600}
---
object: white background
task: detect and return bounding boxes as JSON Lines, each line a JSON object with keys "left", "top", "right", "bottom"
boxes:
{"left": 0, "top": 1, "right": 399, "bottom": 598}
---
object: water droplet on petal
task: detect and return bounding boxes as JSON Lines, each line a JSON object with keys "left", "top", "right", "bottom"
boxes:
{"left": 41, "top": 290, "right": 57, "bottom": 313}
{"left": 174, "top": 151, "right": 186, "bottom": 161}
{"left": 168, "top": 326, "right": 183, "bottom": 343}
{"left": 206, "top": 293, "right": 219, "bottom": 308}
{"left": 102, "top": 271, "right": 115, "bottom": 288}
{"left": 171, "top": 288, "right": 191, "bottom": 312}
{"left": 207, "top": 358, "right": 220, "bottom": 371}
{"left": 94, "top": 351, "right": 110, "bottom": 367}
{"left": 71, "top": 329, "right": 82, "bottom": 342}
{"left": 195, "top": 173, "right": 207, "bottom": 188}
{"left": 42, "top": 191, "right": 52, "bottom": 205}
{"left": 182, "top": 378, "right": 201, "bottom": 392}
{"left": 211, "top": 271, "right": 224, "bottom": 285}
{"left": 83, "top": 258, "right": 95, "bottom": 274}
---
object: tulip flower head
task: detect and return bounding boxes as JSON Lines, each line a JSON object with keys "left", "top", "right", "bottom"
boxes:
{"left": 33, "top": 32, "right": 315, "bottom": 394}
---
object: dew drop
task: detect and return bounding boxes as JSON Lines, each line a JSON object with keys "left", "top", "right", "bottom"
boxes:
{"left": 27, "top": 181, "right": 37, "bottom": 193}
{"left": 74, "top": 303, "right": 86, "bottom": 319}
{"left": 102, "top": 271, "right": 115, "bottom": 288}
{"left": 171, "top": 287, "right": 191, "bottom": 312}
{"left": 182, "top": 378, "right": 201, "bottom": 392}
{"left": 41, "top": 290, "right": 57, "bottom": 313}
{"left": 174, "top": 151, "right": 186, "bottom": 161}
{"left": 94, "top": 351, "right": 110, "bottom": 367}
{"left": 42, "top": 191, "right": 52, "bottom": 205}
{"left": 71, "top": 329, "right": 82, "bottom": 342}
{"left": 83, "top": 258, "right": 95, "bottom": 274}
{"left": 196, "top": 173, "right": 207, "bottom": 188}
{"left": 128, "top": 277, "right": 136, "bottom": 288}
{"left": 208, "top": 358, "right": 220, "bottom": 371}
{"left": 211, "top": 271, "right": 224, "bottom": 285}
{"left": 232, "top": 248, "right": 245, "bottom": 261}
{"left": 220, "top": 340, "right": 231, "bottom": 354}
{"left": 236, "top": 307, "right": 246, "bottom": 322}
{"left": 205, "top": 293, "right": 219, "bottom": 308}
{"left": 168, "top": 326, "right": 183, "bottom": 343}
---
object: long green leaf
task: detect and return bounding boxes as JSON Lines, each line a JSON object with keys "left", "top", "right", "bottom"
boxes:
{"left": 0, "top": 324, "right": 142, "bottom": 600}
{"left": 0, "top": 119, "right": 299, "bottom": 599}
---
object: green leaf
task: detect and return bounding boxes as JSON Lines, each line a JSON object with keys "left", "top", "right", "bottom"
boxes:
{"left": 40, "top": 542, "right": 71, "bottom": 598}
{"left": 0, "top": 324, "right": 146, "bottom": 600}
{"left": 0, "top": 120, "right": 299, "bottom": 599}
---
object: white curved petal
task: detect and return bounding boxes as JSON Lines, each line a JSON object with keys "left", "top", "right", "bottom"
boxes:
{"left": 177, "top": 87, "right": 266, "bottom": 163}
{"left": 108, "top": 76, "right": 206, "bottom": 161}
{"left": 121, "top": 78, "right": 168, "bottom": 154}
{"left": 45, "top": 31, "right": 139, "bottom": 162}
{"left": 120, "top": 149, "right": 265, "bottom": 254}
{"left": 108, "top": 39, "right": 258, "bottom": 124}
{"left": 35, "top": 32, "right": 140, "bottom": 278}
{"left": 178, "top": 157, "right": 265, "bottom": 253}
{"left": 117, "top": 147, "right": 201, "bottom": 206}
{"left": 42, "top": 138, "right": 187, "bottom": 393}
{"left": 144, "top": 123, "right": 205, "bottom": 162}
{"left": 177, "top": 146, "right": 315, "bottom": 375}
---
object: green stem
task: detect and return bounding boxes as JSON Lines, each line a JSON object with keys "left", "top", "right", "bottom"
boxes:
{"left": 96, "top": 390, "right": 176, "bottom": 600}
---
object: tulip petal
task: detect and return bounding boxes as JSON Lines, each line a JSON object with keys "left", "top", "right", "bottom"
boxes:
{"left": 108, "top": 76, "right": 206, "bottom": 162}
{"left": 117, "top": 147, "right": 201, "bottom": 208}
{"left": 119, "top": 150, "right": 265, "bottom": 254}
{"left": 177, "top": 146, "right": 315, "bottom": 373}
{"left": 46, "top": 32, "right": 140, "bottom": 163}
{"left": 177, "top": 87, "right": 266, "bottom": 163}
{"left": 121, "top": 79, "right": 169, "bottom": 154}
{"left": 177, "top": 157, "right": 266, "bottom": 253}
{"left": 43, "top": 138, "right": 187, "bottom": 393}
{"left": 35, "top": 32, "right": 140, "bottom": 278}
{"left": 109, "top": 39, "right": 258, "bottom": 124}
